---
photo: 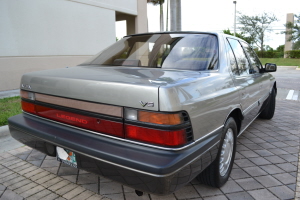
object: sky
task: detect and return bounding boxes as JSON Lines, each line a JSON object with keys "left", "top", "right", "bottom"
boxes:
{"left": 116, "top": 0, "right": 300, "bottom": 49}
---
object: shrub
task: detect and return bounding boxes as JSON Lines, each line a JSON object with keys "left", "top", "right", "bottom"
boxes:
{"left": 285, "top": 50, "right": 300, "bottom": 58}
{"left": 255, "top": 51, "right": 283, "bottom": 58}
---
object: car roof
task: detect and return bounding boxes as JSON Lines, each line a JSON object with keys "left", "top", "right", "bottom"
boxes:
{"left": 124, "top": 31, "right": 248, "bottom": 46}
{"left": 125, "top": 31, "right": 243, "bottom": 41}
{"left": 125, "top": 31, "right": 221, "bottom": 37}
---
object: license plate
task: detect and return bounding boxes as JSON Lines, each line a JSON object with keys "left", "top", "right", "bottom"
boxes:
{"left": 56, "top": 147, "right": 77, "bottom": 168}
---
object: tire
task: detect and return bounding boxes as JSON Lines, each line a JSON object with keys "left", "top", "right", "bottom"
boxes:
{"left": 197, "top": 117, "right": 237, "bottom": 187}
{"left": 259, "top": 87, "right": 276, "bottom": 119}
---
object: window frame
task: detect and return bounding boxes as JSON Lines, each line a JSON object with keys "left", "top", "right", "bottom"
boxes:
{"left": 226, "top": 38, "right": 251, "bottom": 76}
{"left": 239, "top": 41, "right": 263, "bottom": 74}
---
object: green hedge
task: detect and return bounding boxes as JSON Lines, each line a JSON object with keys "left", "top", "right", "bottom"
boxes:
{"left": 255, "top": 51, "right": 284, "bottom": 58}
{"left": 285, "top": 50, "right": 300, "bottom": 58}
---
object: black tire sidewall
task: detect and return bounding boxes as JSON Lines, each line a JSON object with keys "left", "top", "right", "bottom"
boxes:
{"left": 215, "top": 117, "right": 237, "bottom": 187}
{"left": 259, "top": 87, "right": 276, "bottom": 119}
{"left": 268, "top": 88, "right": 276, "bottom": 117}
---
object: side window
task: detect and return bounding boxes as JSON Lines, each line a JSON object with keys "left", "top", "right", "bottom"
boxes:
{"left": 240, "top": 41, "right": 262, "bottom": 73}
{"left": 226, "top": 39, "right": 239, "bottom": 75}
{"left": 227, "top": 38, "right": 250, "bottom": 76}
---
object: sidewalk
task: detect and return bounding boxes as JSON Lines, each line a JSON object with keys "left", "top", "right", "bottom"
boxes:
{"left": 0, "top": 126, "right": 24, "bottom": 153}
{"left": 0, "top": 126, "right": 10, "bottom": 138}
{"left": 0, "top": 89, "right": 20, "bottom": 99}
{"left": 0, "top": 89, "right": 23, "bottom": 151}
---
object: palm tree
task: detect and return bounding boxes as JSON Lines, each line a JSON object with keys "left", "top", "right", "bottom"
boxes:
{"left": 170, "top": 0, "right": 181, "bottom": 31}
{"left": 166, "top": 0, "right": 169, "bottom": 31}
{"left": 147, "top": 0, "right": 165, "bottom": 31}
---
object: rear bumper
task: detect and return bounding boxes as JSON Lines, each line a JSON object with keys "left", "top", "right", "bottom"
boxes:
{"left": 8, "top": 113, "right": 221, "bottom": 195}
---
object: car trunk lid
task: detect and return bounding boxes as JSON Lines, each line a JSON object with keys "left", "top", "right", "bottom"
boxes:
{"left": 21, "top": 65, "right": 163, "bottom": 111}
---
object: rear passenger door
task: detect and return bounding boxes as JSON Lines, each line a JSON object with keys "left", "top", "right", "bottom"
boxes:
{"left": 226, "top": 38, "right": 261, "bottom": 130}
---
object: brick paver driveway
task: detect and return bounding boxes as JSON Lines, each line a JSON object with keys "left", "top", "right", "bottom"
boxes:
{"left": 0, "top": 67, "right": 300, "bottom": 200}
{"left": 0, "top": 100, "right": 299, "bottom": 200}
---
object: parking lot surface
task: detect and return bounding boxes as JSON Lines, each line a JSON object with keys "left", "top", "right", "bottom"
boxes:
{"left": 0, "top": 66, "right": 299, "bottom": 200}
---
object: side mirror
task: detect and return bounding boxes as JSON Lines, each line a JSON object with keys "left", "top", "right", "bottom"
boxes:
{"left": 264, "top": 63, "right": 277, "bottom": 72}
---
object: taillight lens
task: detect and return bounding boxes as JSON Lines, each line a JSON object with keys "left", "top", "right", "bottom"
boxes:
{"left": 125, "top": 108, "right": 184, "bottom": 125}
{"left": 21, "top": 90, "right": 35, "bottom": 100}
{"left": 125, "top": 125, "right": 187, "bottom": 146}
{"left": 139, "top": 111, "right": 183, "bottom": 125}
{"left": 21, "top": 101, "right": 36, "bottom": 114}
{"left": 21, "top": 100, "right": 124, "bottom": 138}
{"left": 124, "top": 108, "right": 191, "bottom": 147}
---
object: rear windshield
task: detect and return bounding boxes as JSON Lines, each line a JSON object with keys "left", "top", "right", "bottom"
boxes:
{"left": 82, "top": 33, "right": 219, "bottom": 71}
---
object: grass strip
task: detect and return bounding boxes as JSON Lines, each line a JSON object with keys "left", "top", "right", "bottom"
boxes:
{"left": 0, "top": 96, "right": 22, "bottom": 126}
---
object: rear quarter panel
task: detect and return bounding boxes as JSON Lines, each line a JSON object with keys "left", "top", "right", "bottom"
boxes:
{"left": 159, "top": 72, "right": 240, "bottom": 140}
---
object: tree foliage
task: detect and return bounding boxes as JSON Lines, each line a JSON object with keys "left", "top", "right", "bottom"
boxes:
{"left": 223, "top": 29, "right": 254, "bottom": 45}
{"left": 254, "top": 45, "right": 285, "bottom": 58}
{"left": 276, "top": 45, "right": 284, "bottom": 52}
{"left": 282, "top": 14, "right": 300, "bottom": 46}
{"left": 147, "top": 0, "right": 164, "bottom": 5}
{"left": 238, "top": 12, "right": 278, "bottom": 57}
{"left": 293, "top": 41, "right": 300, "bottom": 50}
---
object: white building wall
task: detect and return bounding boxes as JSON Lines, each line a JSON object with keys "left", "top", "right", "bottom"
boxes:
{"left": 0, "top": 0, "right": 146, "bottom": 91}
{"left": 71, "top": 0, "right": 137, "bottom": 15}
{"left": 0, "top": 0, "right": 116, "bottom": 56}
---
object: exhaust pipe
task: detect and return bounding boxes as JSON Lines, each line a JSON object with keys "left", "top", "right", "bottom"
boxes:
{"left": 135, "top": 190, "right": 143, "bottom": 196}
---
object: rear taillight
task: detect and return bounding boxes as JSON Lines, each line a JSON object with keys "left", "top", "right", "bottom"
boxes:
{"left": 34, "top": 104, "right": 124, "bottom": 137}
{"left": 125, "top": 125, "right": 187, "bottom": 146}
{"left": 124, "top": 109, "right": 184, "bottom": 125}
{"left": 124, "top": 108, "right": 192, "bottom": 147}
{"left": 21, "top": 90, "right": 35, "bottom": 100}
{"left": 21, "top": 100, "right": 36, "bottom": 114}
{"left": 21, "top": 90, "right": 193, "bottom": 148}
{"left": 21, "top": 96, "right": 123, "bottom": 137}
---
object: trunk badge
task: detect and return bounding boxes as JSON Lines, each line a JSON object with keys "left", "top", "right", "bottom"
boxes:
{"left": 21, "top": 84, "right": 31, "bottom": 90}
{"left": 140, "top": 101, "right": 154, "bottom": 107}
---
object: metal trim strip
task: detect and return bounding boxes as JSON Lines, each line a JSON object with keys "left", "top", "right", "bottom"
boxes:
{"left": 238, "top": 112, "right": 260, "bottom": 137}
{"left": 22, "top": 99, "right": 123, "bottom": 122}
{"left": 259, "top": 93, "right": 269, "bottom": 103}
{"left": 192, "top": 125, "right": 224, "bottom": 144}
{"left": 35, "top": 93, "right": 122, "bottom": 117}
{"left": 242, "top": 100, "right": 259, "bottom": 116}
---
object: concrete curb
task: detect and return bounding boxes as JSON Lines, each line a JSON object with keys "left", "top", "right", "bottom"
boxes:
{"left": 0, "top": 125, "right": 10, "bottom": 138}
{"left": 0, "top": 89, "right": 20, "bottom": 99}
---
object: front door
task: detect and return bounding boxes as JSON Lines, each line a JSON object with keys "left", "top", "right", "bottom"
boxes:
{"left": 226, "top": 38, "right": 261, "bottom": 130}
